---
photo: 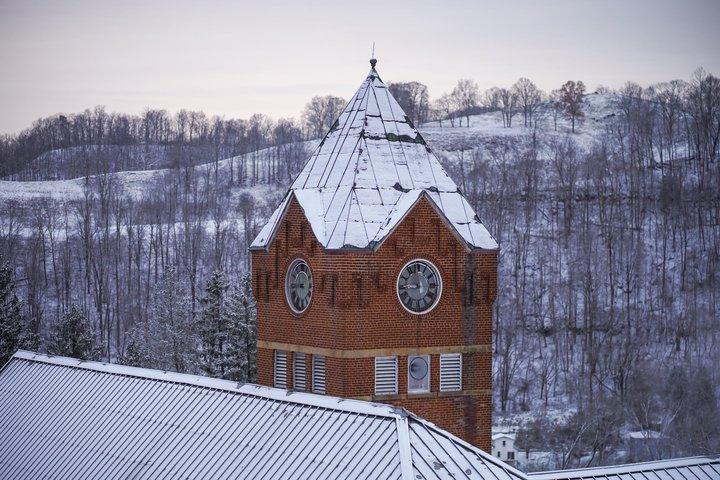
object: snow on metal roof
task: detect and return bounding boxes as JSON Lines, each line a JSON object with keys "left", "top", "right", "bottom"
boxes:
{"left": 0, "top": 351, "right": 523, "bottom": 480}
{"left": 251, "top": 62, "right": 498, "bottom": 252}
{"left": 528, "top": 456, "right": 720, "bottom": 480}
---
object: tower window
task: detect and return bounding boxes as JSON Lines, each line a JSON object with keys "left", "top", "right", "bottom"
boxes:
{"left": 440, "top": 353, "right": 462, "bottom": 392}
{"left": 274, "top": 350, "right": 287, "bottom": 389}
{"left": 408, "top": 355, "right": 431, "bottom": 394}
{"left": 374, "top": 356, "right": 398, "bottom": 396}
{"left": 312, "top": 355, "right": 326, "bottom": 394}
{"left": 293, "top": 353, "right": 306, "bottom": 391}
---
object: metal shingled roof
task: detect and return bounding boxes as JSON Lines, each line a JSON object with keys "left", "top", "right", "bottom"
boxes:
{"left": 3, "top": 352, "right": 716, "bottom": 480}
{"left": 0, "top": 351, "right": 524, "bottom": 480}
{"left": 250, "top": 64, "right": 498, "bottom": 252}
{"left": 528, "top": 456, "right": 720, "bottom": 480}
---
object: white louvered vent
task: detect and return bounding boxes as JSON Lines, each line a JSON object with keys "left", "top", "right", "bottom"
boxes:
{"left": 312, "top": 355, "right": 326, "bottom": 394}
{"left": 294, "top": 353, "right": 306, "bottom": 391}
{"left": 274, "top": 350, "right": 287, "bottom": 389}
{"left": 374, "top": 356, "right": 398, "bottom": 396}
{"left": 440, "top": 353, "right": 462, "bottom": 392}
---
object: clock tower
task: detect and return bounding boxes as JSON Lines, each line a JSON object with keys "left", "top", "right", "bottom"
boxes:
{"left": 250, "top": 59, "right": 498, "bottom": 450}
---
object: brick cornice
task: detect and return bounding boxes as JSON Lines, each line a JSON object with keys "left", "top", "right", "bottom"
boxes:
{"left": 347, "top": 389, "right": 493, "bottom": 402}
{"left": 257, "top": 340, "right": 491, "bottom": 358}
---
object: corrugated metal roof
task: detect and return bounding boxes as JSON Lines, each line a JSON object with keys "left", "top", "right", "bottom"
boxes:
{"left": 528, "top": 456, "right": 720, "bottom": 480}
{"left": 250, "top": 62, "right": 498, "bottom": 252}
{"left": 0, "top": 351, "right": 523, "bottom": 480}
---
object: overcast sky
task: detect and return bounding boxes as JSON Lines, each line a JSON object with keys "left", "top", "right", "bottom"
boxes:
{"left": 1, "top": 0, "right": 718, "bottom": 134}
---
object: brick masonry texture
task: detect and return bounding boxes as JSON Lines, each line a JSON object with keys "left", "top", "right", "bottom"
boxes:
{"left": 252, "top": 195, "right": 498, "bottom": 450}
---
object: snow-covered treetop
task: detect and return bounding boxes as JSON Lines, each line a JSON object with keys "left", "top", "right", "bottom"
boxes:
{"left": 251, "top": 62, "right": 498, "bottom": 251}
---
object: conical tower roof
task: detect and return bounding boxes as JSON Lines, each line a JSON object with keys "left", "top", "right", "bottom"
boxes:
{"left": 251, "top": 61, "right": 497, "bottom": 251}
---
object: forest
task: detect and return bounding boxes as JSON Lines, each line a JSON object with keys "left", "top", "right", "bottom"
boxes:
{"left": 0, "top": 68, "right": 719, "bottom": 470}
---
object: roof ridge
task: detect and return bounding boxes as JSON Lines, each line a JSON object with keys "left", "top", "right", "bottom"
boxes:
{"left": 9, "top": 350, "right": 403, "bottom": 419}
{"left": 408, "top": 413, "right": 529, "bottom": 479}
{"left": 395, "top": 416, "right": 415, "bottom": 480}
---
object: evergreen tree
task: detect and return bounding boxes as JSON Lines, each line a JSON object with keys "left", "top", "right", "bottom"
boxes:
{"left": 198, "top": 269, "right": 229, "bottom": 377}
{"left": 0, "top": 262, "right": 37, "bottom": 364}
{"left": 122, "top": 307, "right": 166, "bottom": 370}
{"left": 122, "top": 326, "right": 156, "bottom": 369}
{"left": 122, "top": 266, "right": 197, "bottom": 372}
{"left": 153, "top": 266, "right": 196, "bottom": 372}
{"left": 223, "top": 273, "right": 257, "bottom": 382}
{"left": 47, "top": 305, "right": 98, "bottom": 360}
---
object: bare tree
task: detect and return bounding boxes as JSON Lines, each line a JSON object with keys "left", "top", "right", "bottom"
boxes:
{"left": 650, "top": 80, "right": 687, "bottom": 165}
{"left": 301, "top": 95, "right": 346, "bottom": 139}
{"left": 388, "top": 81, "right": 430, "bottom": 126}
{"left": 483, "top": 87, "right": 502, "bottom": 110}
{"left": 513, "top": 77, "right": 544, "bottom": 127}
{"left": 451, "top": 79, "right": 480, "bottom": 127}
{"left": 498, "top": 88, "right": 519, "bottom": 128}
{"left": 432, "top": 93, "right": 456, "bottom": 127}
{"left": 686, "top": 68, "right": 720, "bottom": 183}
{"left": 559, "top": 80, "right": 586, "bottom": 133}
{"left": 548, "top": 89, "right": 563, "bottom": 131}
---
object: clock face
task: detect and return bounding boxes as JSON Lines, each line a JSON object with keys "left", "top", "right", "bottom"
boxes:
{"left": 286, "top": 259, "right": 313, "bottom": 313}
{"left": 397, "top": 259, "right": 442, "bottom": 314}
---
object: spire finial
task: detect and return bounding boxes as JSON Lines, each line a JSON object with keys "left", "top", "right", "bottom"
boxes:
{"left": 370, "top": 42, "right": 377, "bottom": 68}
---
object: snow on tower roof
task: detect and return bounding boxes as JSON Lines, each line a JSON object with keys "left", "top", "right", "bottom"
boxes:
{"left": 0, "top": 351, "right": 525, "bottom": 480}
{"left": 251, "top": 60, "right": 498, "bottom": 251}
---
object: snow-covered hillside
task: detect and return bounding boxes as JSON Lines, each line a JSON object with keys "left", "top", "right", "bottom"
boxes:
{"left": 0, "top": 93, "right": 622, "bottom": 208}
{"left": 1, "top": 144, "right": 233, "bottom": 181}
{"left": 0, "top": 141, "right": 317, "bottom": 206}
{"left": 421, "top": 92, "right": 618, "bottom": 152}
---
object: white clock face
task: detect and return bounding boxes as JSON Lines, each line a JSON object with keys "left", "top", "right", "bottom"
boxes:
{"left": 286, "top": 259, "right": 312, "bottom": 313}
{"left": 397, "top": 259, "right": 442, "bottom": 314}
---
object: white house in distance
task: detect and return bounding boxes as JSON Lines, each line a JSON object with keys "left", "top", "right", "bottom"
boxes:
{"left": 493, "top": 432, "right": 518, "bottom": 465}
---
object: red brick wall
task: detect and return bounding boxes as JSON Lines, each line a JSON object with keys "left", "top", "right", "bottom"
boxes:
{"left": 251, "top": 195, "right": 497, "bottom": 450}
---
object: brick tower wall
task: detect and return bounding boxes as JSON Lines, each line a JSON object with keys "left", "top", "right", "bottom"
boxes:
{"left": 251, "top": 196, "right": 497, "bottom": 450}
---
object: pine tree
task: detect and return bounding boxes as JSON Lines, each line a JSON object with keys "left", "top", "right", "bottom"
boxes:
{"left": 153, "top": 266, "right": 196, "bottom": 372}
{"left": 0, "top": 262, "right": 37, "bottom": 365}
{"left": 122, "top": 306, "right": 166, "bottom": 370}
{"left": 122, "top": 266, "right": 197, "bottom": 372}
{"left": 122, "top": 319, "right": 159, "bottom": 368}
{"left": 198, "top": 269, "right": 229, "bottom": 377}
{"left": 242, "top": 273, "right": 258, "bottom": 382}
{"left": 47, "top": 305, "right": 98, "bottom": 360}
{"left": 223, "top": 273, "right": 257, "bottom": 382}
